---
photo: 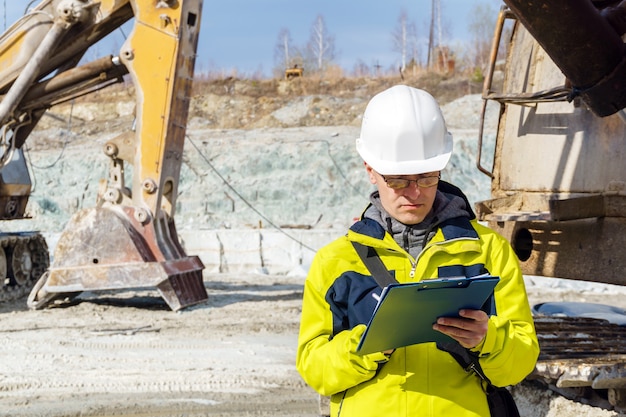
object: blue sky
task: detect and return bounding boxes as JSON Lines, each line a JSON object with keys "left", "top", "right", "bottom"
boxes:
{"left": 2, "top": 0, "right": 503, "bottom": 77}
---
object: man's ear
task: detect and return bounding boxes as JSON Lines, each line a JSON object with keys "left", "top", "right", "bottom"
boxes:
{"left": 364, "top": 163, "right": 377, "bottom": 185}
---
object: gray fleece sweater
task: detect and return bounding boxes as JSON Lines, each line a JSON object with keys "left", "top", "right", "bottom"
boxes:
{"left": 363, "top": 189, "right": 472, "bottom": 259}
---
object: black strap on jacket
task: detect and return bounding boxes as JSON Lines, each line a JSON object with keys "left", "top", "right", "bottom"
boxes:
{"left": 351, "top": 241, "right": 397, "bottom": 288}
{"left": 438, "top": 341, "right": 520, "bottom": 417}
{"left": 437, "top": 340, "right": 491, "bottom": 382}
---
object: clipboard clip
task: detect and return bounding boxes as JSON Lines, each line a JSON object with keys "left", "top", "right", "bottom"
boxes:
{"left": 417, "top": 276, "right": 472, "bottom": 290}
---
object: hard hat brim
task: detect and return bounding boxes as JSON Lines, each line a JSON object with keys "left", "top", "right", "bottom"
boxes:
{"left": 356, "top": 133, "right": 453, "bottom": 175}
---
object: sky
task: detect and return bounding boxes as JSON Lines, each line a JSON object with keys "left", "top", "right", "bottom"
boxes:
{"left": 2, "top": 0, "right": 503, "bottom": 77}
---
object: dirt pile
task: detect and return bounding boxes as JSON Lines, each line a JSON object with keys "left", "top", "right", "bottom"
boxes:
{"left": 36, "top": 74, "right": 482, "bottom": 132}
{"left": 17, "top": 75, "right": 490, "bottom": 233}
{"left": 185, "top": 75, "right": 480, "bottom": 130}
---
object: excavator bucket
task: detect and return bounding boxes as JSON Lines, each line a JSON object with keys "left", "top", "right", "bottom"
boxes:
{"left": 28, "top": 207, "right": 207, "bottom": 311}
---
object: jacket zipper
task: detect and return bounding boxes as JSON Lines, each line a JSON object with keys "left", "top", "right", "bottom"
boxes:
{"left": 410, "top": 236, "right": 481, "bottom": 278}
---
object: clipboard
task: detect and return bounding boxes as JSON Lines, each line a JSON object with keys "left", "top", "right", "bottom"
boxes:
{"left": 356, "top": 275, "right": 500, "bottom": 355}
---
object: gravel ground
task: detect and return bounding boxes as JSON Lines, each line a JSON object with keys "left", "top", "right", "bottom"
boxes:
{"left": 0, "top": 273, "right": 320, "bottom": 417}
{"left": 3, "top": 273, "right": 626, "bottom": 416}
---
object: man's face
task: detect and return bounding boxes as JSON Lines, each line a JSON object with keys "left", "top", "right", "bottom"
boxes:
{"left": 366, "top": 164, "right": 439, "bottom": 225}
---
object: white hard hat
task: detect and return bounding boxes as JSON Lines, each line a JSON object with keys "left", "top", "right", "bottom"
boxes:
{"left": 356, "top": 85, "right": 453, "bottom": 175}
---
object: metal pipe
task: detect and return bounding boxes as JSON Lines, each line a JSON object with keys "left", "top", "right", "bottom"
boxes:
{"left": 482, "top": 6, "right": 511, "bottom": 97}
{"left": 0, "top": 19, "right": 70, "bottom": 125}
{"left": 476, "top": 99, "right": 496, "bottom": 178}
{"left": 476, "top": 6, "right": 511, "bottom": 178}
{"left": 20, "top": 55, "right": 128, "bottom": 106}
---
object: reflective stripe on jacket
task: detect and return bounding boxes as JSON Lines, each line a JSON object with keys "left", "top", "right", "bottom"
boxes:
{"left": 296, "top": 216, "right": 539, "bottom": 417}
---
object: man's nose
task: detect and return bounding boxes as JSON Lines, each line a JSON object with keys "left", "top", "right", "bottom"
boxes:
{"left": 402, "top": 181, "right": 421, "bottom": 197}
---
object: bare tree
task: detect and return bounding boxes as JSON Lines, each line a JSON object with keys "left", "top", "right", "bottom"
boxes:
{"left": 392, "top": 9, "right": 408, "bottom": 73}
{"left": 407, "top": 22, "right": 421, "bottom": 71}
{"left": 468, "top": 2, "right": 497, "bottom": 73}
{"left": 352, "top": 59, "right": 371, "bottom": 78}
{"left": 306, "top": 14, "right": 336, "bottom": 73}
{"left": 391, "top": 9, "right": 419, "bottom": 75}
{"left": 426, "top": 0, "right": 457, "bottom": 72}
{"left": 274, "top": 28, "right": 294, "bottom": 70}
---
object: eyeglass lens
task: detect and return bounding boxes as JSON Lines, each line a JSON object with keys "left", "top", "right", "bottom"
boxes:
{"left": 384, "top": 175, "right": 440, "bottom": 189}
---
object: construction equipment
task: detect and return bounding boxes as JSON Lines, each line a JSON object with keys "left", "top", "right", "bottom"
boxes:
{"left": 477, "top": 0, "right": 626, "bottom": 411}
{"left": 285, "top": 65, "right": 303, "bottom": 79}
{"left": 0, "top": 0, "right": 207, "bottom": 311}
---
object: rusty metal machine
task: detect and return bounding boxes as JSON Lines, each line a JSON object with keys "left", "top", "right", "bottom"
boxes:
{"left": 476, "top": 0, "right": 626, "bottom": 410}
{"left": 0, "top": 0, "right": 207, "bottom": 310}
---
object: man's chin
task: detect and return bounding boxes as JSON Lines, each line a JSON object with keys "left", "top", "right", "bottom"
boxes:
{"left": 396, "top": 213, "right": 426, "bottom": 225}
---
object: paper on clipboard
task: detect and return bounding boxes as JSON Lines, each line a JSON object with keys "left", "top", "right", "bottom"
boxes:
{"left": 356, "top": 275, "right": 500, "bottom": 355}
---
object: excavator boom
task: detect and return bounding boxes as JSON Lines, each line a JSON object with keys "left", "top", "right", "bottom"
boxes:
{"left": 0, "top": 0, "right": 207, "bottom": 310}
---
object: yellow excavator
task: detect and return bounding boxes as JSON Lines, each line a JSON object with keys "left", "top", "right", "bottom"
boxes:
{"left": 0, "top": 0, "right": 207, "bottom": 311}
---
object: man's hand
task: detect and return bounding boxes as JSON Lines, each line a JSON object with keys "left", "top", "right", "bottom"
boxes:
{"left": 432, "top": 309, "right": 489, "bottom": 349}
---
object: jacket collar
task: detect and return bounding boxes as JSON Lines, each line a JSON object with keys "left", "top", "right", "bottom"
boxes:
{"left": 349, "top": 214, "right": 478, "bottom": 242}
{"left": 352, "top": 180, "right": 478, "bottom": 243}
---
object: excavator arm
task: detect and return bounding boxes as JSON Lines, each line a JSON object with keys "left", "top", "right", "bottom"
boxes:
{"left": 0, "top": 0, "right": 207, "bottom": 310}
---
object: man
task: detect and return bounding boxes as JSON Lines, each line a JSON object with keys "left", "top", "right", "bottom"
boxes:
{"left": 296, "top": 85, "right": 539, "bottom": 416}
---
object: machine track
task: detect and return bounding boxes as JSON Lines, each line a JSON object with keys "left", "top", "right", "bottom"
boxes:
{"left": 0, "top": 232, "right": 49, "bottom": 303}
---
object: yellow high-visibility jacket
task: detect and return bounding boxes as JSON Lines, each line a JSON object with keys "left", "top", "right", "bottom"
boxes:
{"left": 296, "top": 214, "right": 539, "bottom": 417}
